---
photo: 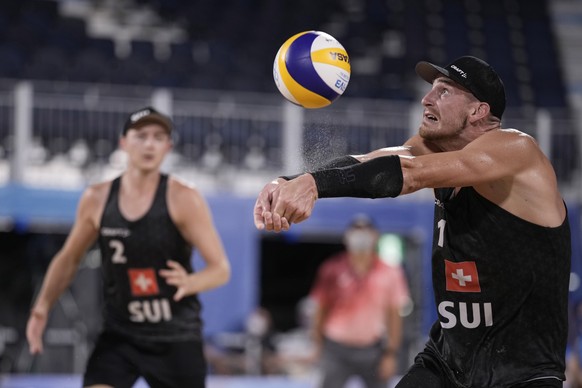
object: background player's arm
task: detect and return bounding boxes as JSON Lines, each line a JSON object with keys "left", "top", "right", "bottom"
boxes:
{"left": 166, "top": 180, "right": 230, "bottom": 300}
{"left": 377, "top": 304, "right": 401, "bottom": 379}
{"left": 27, "top": 187, "right": 101, "bottom": 353}
{"left": 384, "top": 304, "right": 402, "bottom": 358}
{"left": 310, "top": 300, "right": 329, "bottom": 359}
{"left": 308, "top": 265, "right": 332, "bottom": 360}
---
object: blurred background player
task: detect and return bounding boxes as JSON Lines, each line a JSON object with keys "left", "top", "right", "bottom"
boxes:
{"left": 309, "top": 214, "right": 410, "bottom": 388}
{"left": 26, "top": 107, "right": 231, "bottom": 388}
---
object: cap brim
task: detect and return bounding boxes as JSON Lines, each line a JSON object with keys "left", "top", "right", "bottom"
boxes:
{"left": 415, "top": 61, "right": 449, "bottom": 84}
{"left": 126, "top": 114, "right": 172, "bottom": 134}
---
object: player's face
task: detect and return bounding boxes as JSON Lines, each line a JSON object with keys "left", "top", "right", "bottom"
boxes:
{"left": 418, "top": 77, "right": 477, "bottom": 145}
{"left": 121, "top": 124, "right": 172, "bottom": 172}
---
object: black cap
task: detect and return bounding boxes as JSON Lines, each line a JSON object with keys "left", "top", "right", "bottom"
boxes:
{"left": 415, "top": 56, "right": 506, "bottom": 119}
{"left": 122, "top": 106, "right": 173, "bottom": 135}
{"left": 348, "top": 214, "right": 377, "bottom": 230}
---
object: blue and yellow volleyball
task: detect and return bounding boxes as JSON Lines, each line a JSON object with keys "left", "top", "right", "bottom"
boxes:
{"left": 273, "top": 31, "right": 351, "bottom": 109}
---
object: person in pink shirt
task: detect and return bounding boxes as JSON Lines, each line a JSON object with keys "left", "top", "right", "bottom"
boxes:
{"left": 310, "top": 214, "right": 410, "bottom": 388}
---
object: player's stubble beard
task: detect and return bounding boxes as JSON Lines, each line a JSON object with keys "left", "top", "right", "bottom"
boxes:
{"left": 419, "top": 115, "right": 468, "bottom": 150}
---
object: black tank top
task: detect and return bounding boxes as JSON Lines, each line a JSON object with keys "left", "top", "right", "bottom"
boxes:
{"left": 429, "top": 187, "right": 571, "bottom": 387}
{"left": 98, "top": 174, "right": 203, "bottom": 342}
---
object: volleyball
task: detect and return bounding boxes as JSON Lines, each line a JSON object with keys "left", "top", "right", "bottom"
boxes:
{"left": 273, "top": 31, "right": 351, "bottom": 109}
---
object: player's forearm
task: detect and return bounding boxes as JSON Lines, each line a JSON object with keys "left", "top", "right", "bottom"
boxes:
{"left": 31, "top": 252, "right": 79, "bottom": 315}
{"left": 310, "top": 155, "right": 403, "bottom": 198}
{"left": 187, "top": 259, "right": 231, "bottom": 293}
{"left": 355, "top": 145, "right": 414, "bottom": 162}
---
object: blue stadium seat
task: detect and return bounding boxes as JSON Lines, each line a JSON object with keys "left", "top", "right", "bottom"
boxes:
{"left": 69, "top": 48, "right": 113, "bottom": 83}
{"left": 47, "top": 17, "right": 88, "bottom": 56}
{"left": 23, "top": 46, "right": 72, "bottom": 81}
{"left": 0, "top": 44, "right": 26, "bottom": 78}
{"left": 130, "top": 40, "right": 157, "bottom": 62}
{"left": 0, "top": 0, "right": 569, "bottom": 109}
{"left": 86, "top": 38, "right": 116, "bottom": 60}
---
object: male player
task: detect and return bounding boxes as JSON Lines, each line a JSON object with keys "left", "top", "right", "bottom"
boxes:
{"left": 254, "top": 56, "right": 571, "bottom": 387}
{"left": 27, "top": 107, "right": 231, "bottom": 387}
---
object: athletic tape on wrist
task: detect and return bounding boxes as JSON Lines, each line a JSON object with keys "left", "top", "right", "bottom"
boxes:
{"left": 310, "top": 155, "right": 403, "bottom": 199}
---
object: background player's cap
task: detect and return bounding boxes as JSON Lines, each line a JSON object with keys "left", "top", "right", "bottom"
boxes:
{"left": 348, "top": 213, "right": 377, "bottom": 230}
{"left": 415, "top": 55, "right": 506, "bottom": 119}
{"left": 123, "top": 106, "right": 173, "bottom": 135}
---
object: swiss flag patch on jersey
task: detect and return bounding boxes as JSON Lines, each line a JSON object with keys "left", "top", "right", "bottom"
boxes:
{"left": 445, "top": 260, "right": 481, "bottom": 293}
{"left": 128, "top": 268, "right": 160, "bottom": 296}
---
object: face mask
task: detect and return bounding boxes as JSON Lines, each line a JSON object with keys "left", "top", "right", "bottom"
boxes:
{"left": 345, "top": 230, "right": 376, "bottom": 253}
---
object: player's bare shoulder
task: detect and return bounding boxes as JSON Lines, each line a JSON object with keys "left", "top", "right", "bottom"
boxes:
{"left": 167, "top": 175, "right": 204, "bottom": 200}
{"left": 78, "top": 180, "right": 113, "bottom": 229}
{"left": 83, "top": 180, "right": 111, "bottom": 204}
{"left": 472, "top": 127, "right": 564, "bottom": 226}
{"left": 480, "top": 128, "right": 539, "bottom": 149}
{"left": 167, "top": 176, "right": 207, "bottom": 222}
{"left": 469, "top": 128, "right": 546, "bottom": 165}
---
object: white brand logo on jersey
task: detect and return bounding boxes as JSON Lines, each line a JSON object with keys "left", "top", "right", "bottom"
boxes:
{"left": 128, "top": 298, "right": 172, "bottom": 323}
{"left": 438, "top": 301, "right": 493, "bottom": 329}
{"left": 101, "top": 227, "right": 131, "bottom": 237}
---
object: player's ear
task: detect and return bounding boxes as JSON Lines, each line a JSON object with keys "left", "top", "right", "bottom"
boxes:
{"left": 470, "top": 102, "right": 490, "bottom": 123}
{"left": 476, "top": 102, "right": 490, "bottom": 119}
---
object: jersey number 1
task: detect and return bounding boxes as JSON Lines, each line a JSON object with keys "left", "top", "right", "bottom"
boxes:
{"left": 437, "top": 219, "right": 446, "bottom": 247}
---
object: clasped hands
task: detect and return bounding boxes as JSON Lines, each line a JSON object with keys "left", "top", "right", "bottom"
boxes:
{"left": 253, "top": 174, "right": 318, "bottom": 232}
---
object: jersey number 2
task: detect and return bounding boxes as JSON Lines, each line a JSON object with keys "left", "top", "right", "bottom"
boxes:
{"left": 109, "top": 239, "right": 127, "bottom": 263}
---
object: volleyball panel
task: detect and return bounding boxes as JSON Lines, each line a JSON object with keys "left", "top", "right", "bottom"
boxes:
{"left": 273, "top": 47, "right": 300, "bottom": 105}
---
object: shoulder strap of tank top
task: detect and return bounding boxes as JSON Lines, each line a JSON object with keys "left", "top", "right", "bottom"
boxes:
{"left": 99, "top": 175, "right": 122, "bottom": 225}
{"left": 434, "top": 187, "right": 455, "bottom": 202}
{"left": 108, "top": 175, "right": 122, "bottom": 202}
{"left": 154, "top": 173, "right": 169, "bottom": 206}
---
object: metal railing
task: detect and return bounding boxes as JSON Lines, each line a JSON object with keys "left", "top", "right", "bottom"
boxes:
{"left": 0, "top": 79, "right": 579, "bottom": 199}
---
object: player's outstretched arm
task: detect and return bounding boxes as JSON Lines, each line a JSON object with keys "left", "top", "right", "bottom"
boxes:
{"left": 27, "top": 187, "right": 101, "bottom": 354}
{"left": 256, "top": 140, "right": 424, "bottom": 232}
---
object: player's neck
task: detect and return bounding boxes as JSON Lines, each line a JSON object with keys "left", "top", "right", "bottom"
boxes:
{"left": 122, "top": 168, "right": 161, "bottom": 193}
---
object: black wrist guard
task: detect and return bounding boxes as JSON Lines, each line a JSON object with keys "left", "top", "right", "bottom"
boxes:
{"left": 280, "top": 155, "right": 360, "bottom": 181}
{"left": 310, "top": 155, "right": 403, "bottom": 199}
